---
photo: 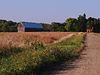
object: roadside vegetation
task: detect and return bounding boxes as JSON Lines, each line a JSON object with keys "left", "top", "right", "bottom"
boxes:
{"left": 95, "top": 33, "right": 100, "bottom": 36}
{"left": 0, "top": 33, "right": 85, "bottom": 75}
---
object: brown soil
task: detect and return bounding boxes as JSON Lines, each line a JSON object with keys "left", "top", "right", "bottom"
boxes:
{"left": 49, "top": 33, "right": 100, "bottom": 75}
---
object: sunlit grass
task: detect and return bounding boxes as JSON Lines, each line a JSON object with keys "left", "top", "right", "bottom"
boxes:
{"left": 0, "top": 33, "right": 85, "bottom": 75}
{"left": 94, "top": 33, "right": 100, "bottom": 36}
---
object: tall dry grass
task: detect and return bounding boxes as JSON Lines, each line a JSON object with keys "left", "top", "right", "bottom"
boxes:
{"left": 0, "top": 32, "right": 72, "bottom": 48}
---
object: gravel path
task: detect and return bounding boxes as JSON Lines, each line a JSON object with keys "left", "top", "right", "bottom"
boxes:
{"left": 51, "top": 33, "right": 100, "bottom": 75}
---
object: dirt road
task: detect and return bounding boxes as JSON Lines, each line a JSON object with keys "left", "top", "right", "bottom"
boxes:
{"left": 51, "top": 33, "right": 100, "bottom": 75}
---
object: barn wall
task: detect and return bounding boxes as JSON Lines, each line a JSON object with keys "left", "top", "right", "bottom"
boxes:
{"left": 17, "top": 24, "right": 25, "bottom": 32}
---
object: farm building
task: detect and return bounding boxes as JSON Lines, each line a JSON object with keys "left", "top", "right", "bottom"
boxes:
{"left": 17, "top": 22, "right": 43, "bottom": 32}
{"left": 86, "top": 25, "right": 93, "bottom": 33}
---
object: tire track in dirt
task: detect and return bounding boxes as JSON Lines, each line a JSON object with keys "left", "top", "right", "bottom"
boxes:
{"left": 53, "top": 33, "right": 74, "bottom": 44}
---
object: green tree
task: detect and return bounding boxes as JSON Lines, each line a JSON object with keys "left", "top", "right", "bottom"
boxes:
{"left": 51, "top": 22, "right": 65, "bottom": 31}
{"left": 87, "top": 17, "right": 99, "bottom": 32}
{"left": 42, "top": 23, "right": 52, "bottom": 31}
{"left": 78, "top": 14, "right": 87, "bottom": 32}
{"left": 0, "top": 20, "right": 17, "bottom": 32}
{"left": 93, "top": 18, "right": 100, "bottom": 32}
{"left": 65, "top": 18, "right": 79, "bottom": 32}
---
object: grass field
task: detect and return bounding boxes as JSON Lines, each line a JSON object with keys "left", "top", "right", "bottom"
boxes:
{"left": 0, "top": 32, "right": 73, "bottom": 47}
{"left": 0, "top": 32, "right": 85, "bottom": 75}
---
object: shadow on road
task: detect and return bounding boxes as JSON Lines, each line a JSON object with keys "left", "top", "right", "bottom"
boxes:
{"left": 33, "top": 58, "right": 81, "bottom": 75}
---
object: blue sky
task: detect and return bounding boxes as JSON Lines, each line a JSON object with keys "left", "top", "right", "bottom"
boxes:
{"left": 0, "top": 0, "right": 100, "bottom": 23}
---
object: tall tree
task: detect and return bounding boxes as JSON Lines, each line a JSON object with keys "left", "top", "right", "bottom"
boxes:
{"left": 78, "top": 14, "right": 87, "bottom": 32}
{"left": 65, "top": 18, "right": 79, "bottom": 32}
{"left": 87, "top": 17, "right": 98, "bottom": 32}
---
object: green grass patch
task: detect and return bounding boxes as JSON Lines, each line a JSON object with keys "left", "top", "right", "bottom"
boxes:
{"left": 95, "top": 33, "right": 100, "bottom": 36}
{"left": 0, "top": 34, "right": 85, "bottom": 75}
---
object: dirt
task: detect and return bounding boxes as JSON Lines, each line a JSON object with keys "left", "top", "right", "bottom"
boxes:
{"left": 49, "top": 33, "right": 100, "bottom": 75}
{"left": 53, "top": 33, "right": 74, "bottom": 44}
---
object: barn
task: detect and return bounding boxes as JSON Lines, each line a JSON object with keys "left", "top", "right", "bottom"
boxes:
{"left": 17, "top": 22, "right": 43, "bottom": 32}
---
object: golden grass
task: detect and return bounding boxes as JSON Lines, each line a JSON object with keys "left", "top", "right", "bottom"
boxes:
{"left": 0, "top": 32, "right": 78, "bottom": 48}
{"left": 94, "top": 33, "right": 100, "bottom": 36}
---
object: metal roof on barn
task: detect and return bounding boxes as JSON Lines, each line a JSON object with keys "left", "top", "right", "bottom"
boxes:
{"left": 21, "top": 22, "right": 43, "bottom": 29}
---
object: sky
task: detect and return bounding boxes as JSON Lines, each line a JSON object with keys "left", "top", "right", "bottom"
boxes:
{"left": 0, "top": 0, "right": 100, "bottom": 23}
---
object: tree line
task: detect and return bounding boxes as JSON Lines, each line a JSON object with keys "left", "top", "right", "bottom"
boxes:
{"left": 0, "top": 14, "right": 100, "bottom": 32}
{"left": 43, "top": 14, "right": 100, "bottom": 33}
{"left": 0, "top": 20, "right": 17, "bottom": 32}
